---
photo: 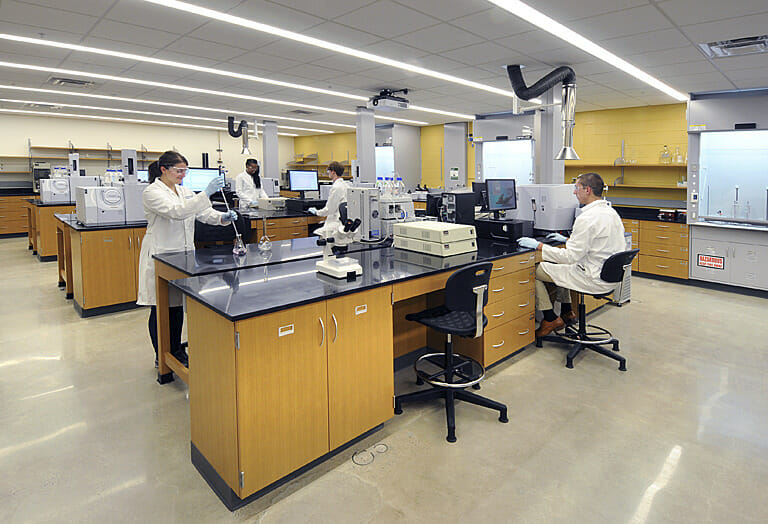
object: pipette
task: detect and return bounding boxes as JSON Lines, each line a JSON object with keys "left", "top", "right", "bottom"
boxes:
{"left": 219, "top": 187, "right": 247, "bottom": 255}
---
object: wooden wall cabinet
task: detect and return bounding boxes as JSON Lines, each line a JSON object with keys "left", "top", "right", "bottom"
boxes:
{"left": 188, "top": 285, "right": 394, "bottom": 499}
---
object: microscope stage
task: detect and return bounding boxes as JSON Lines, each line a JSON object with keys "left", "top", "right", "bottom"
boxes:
{"left": 316, "top": 257, "right": 363, "bottom": 279}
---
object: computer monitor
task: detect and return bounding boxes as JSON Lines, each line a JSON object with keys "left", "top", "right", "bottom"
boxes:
{"left": 472, "top": 181, "right": 488, "bottom": 212}
{"left": 486, "top": 178, "right": 517, "bottom": 219}
{"left": 181, "top": 168, "right": 221, "bottom": 192}
{"left": 288, "top": 170, "right": 319, "bottom": 198}
{"left": 137, "top": 169, "right": 149, "bottom": 183}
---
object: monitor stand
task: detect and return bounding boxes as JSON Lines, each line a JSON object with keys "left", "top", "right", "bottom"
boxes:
{"left": 298, "top": 190, "right": 306, "bottom": 199}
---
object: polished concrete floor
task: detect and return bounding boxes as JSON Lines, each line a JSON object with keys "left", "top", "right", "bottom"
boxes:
{"left": 1, "top": 235, "right": 767, "bottom": 523}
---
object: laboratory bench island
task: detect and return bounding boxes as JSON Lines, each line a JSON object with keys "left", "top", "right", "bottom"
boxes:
{"left": 168, "top": 239, "right": 537, "bottom": 510}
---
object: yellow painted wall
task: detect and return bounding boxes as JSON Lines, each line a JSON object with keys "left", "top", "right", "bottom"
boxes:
{"left": 420, "top": 125, "right": 444, "bottom": 188}
{"left": 293, "top": 133, "right": 356, "bottom": 165}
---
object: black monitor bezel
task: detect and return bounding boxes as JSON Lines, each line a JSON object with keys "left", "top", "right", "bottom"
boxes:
{"left": 485, "top": 178, "right": 518, "bottom": 213}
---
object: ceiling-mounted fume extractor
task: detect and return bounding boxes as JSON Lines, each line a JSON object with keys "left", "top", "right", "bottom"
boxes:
{"left": 506, "top": 65, "right": 579, "bottom": 161}
{"left": 228, "top": 116, "right": 250, "bottom": 155}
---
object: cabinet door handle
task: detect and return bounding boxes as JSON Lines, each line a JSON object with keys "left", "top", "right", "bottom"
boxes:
{"left": 278, "top": 324, "right": 294, "bottom": 337}
{"left": 518, "top": 329, "right": 530, "bottom": 335}
{"left": 518, "top": 301, "right": 530, "bottom": 308}
{"left": 493, "top": 266, "right": 505, "bottom": 271}
{"left": 128, "top": 235, "right": 132, "bottom": 249}
{"left": 319, "top": 317, "right": 325, "bottom": 346}
{"left": 492, "top": 311, "right": 505, "bottom": 318}
{"left": 518, "top": 279, "right": 530, "bottom": 284}
{"left": 492, "top": 340, "right": 505, "bottom": 348}
{"left": 492, "top": 286, "right": 504, "bottom": 292}
{"left": 331, "top": 313, "right": 338, "bottom": 343}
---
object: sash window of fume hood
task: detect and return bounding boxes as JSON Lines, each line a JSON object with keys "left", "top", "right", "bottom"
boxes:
{"left": 481, "top": 139, "right": 534, "bottom": 185}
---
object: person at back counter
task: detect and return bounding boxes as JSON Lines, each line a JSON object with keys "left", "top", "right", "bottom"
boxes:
{"left": 235, "top": 158, "right": 267, "bottom": 208}
{"left": 517, "top": 173, "right": 626, "bottom": 338}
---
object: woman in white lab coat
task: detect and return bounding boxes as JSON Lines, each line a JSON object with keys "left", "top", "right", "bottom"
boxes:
{"left": 137, "top": 152, "right": 237, "bottom": 367}
{"left": 309, "top": 161, "right": 349, "bottom": 236}
{"left": 234, "top": 158, "right": 267, "bottom": 207}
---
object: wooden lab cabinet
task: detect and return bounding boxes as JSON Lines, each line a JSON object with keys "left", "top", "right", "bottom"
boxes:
{"left": 188, "top": 285, "right": 393, "bottom": 499}
{"left": 250, "top": 216, "right": 309, "bottom": 242}
{"left": 637, "top": 221, "right": 689, "bottom": 279}
{"left": 71, "top": 227, "right": 145, "bottom": 311}
{"left": 0, "top": 195, "right": 31, "bottom": 235}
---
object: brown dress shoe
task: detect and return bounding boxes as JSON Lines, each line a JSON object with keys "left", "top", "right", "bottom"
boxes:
{"left": 535, "top": 317, "right": 565, "bottom": 338}
{"left": 561, "top": 311, "right": 578, "bottom": 324}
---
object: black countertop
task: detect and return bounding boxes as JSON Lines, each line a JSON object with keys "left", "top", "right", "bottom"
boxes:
{"left": 613, "top": 205, "right": 687, "bottom": 223}
{"left": 26, "top": 198, "right": 75, "bottom": 207}
{"left": 155, "top": 236, "right": 392, "bottom": 277}
{"left": 54, "top": 213, "right": 148, "bottom": 231}
{"left": 170, "top": 239, "right": 533, "bottom": 321}
{"left": 242, "top": 208, "right": 313, "bottom": 220}
{"left": 0, "top": 189, "right": 35, "bottom": 197}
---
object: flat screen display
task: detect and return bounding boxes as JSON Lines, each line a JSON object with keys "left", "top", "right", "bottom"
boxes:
{"left": 182, "top": 168, "right": 221, "bottom": 192}
{"left": 137, "top": 169, "right": 149, "bottom": 183}
{"left": 486, "top": 178, "right": 517, "bottom": 211}
{"left": 288, "top": 170, "right": 318, "bottom": 191}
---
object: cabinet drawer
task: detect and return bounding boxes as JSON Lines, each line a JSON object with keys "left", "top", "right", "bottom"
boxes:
{"left": 640, "top": 241, "right": 688, "bottom": 260}
{"left": 622, "top": 218, "right": 640, "bottom": 228}
{"left": 0, "top": 209, "right": 28, "bottom": 220}
{"left": 488, "top": 267, "right": 534, "bottom": 303}
{"left": 484, "top": 289, "right": 534, "bottom": 332}
{"left": 483, "top": 311, "right": 536, "bottom": 366}
{"left": 639, "top": 229, "right": 689, "bottom": 247}
{"left": 0, "top": 218, "right": 28, "bottom": 233}
{"left": 274, "top": 225, "right": 307, "bottom": 240}
{"left": 640, "top": 221, "right": 688, "bottom": 233}
{"left": 638, "top": 254, "right": 688, "bottom": 279}
{"left": 264, "top": 217, "right": 308, "bottom": 229}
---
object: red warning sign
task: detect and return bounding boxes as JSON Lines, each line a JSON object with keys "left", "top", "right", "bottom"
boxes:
{"left": 697, "top": 254, "right": 725, "bottom": 270}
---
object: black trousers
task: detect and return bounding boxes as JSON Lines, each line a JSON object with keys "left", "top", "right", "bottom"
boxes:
{"left": 148, "top": 305, "right": 185, "bottom": 358}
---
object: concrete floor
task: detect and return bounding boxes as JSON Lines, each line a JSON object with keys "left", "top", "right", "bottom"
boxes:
{"left": 1, "top": 235, "right": 767, "bottom": 523}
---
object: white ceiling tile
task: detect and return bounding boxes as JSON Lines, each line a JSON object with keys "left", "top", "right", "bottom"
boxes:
{"left": 569, "top": 5, "right": 673, "bottom": 41}
{"left": 732, "top": 77, "right": 768, "bottom": 89}
{"left": 407, "top": 55, "right": 468, "bottom": 73}
{"left": 352, "top": 65, "right": 410, "bottom": 83}
{"left": 528, "top": 1, "right": 651, "bottom": 22}
{"left": 587, "top": 71, "right": 650, "bottom": 90}
{"left": 723, "top": 68, "right": 768, "bottom": 82}
{"left": 105, "top": 0, "right": 207, "bottom": 33}
{"left": 310, "top": 54, "right": 376, "bottom": 73}
{"left": 600, "top": 29, "right": 690, "bottom": 56}
{"left": 627, "top": 46, "right": 708, "bottom": 68}
{"left": 360, "top": 40, "right": 430, "bottom": 63}
{"left": 657, "top": 0, "right": 768, "bottom": 27}
{"left": 213, "top": 1, "right": 323, "bottom": 31}
{"left": 0, "top": 40, "right": 70, "bottom": 62}
{"left": 575, "top": 102, "right": 607, "bottom": 112}
{"left": 680, "top": 12, "right": 768, "bottom": 44}
{"left": 450, "top": 7, "right": 535, "bottom": 40}
{"left": 268, "top": 0, "right": 373, "bottom": 20}
{"left": 119, "top": 63, "right": 191, "bottom": 83}
{"left": 664, "top": 71, "right": 736, "bottom": 92}
{"left": 525, "top": 47, "right": 596, "bottom": 67}
{"left": 277, "top": 64, "right": 349, "bottom": 82}
{"left": 149, "top": 50, "right": 223, "bottom": 68}
{"left": 186, "top": 20, "right": 279, "bottom": 50}
{"left": 712, "top": 53, "right": 768, "bottom": 72}
{"left": 14, "top": 0, "right": 117, "bottom": 16}
{"left": 394, "top": 23, "right": 484, "bottom": 54}
{"left": 443, "top": 42, "right": 519, "bottom": 66}
{"left": 225, "top": 52, "right": 304, "bottom": 72}
{"left": 301, "top": 21, "right": 381, "bottom": 48}
{"left": 330, "top": 75, "right": 388, "bottom": 91}
{"left": 393, "top": 0, "right": 489, "bottom": 22}
{"left": 163, "top": 37, "right": 248, "bottom": 62}
{"left": 0, "top": 0, "right": 99, "bottom": 34}
{"left": 88, "top": 20, "right": 180, "bottom": 49}
{"left": 335, "top": 1, "right": 439, "bottom": 39}
{"left": 495, "top": 30, "right": 572, "bottom": 55}
{"left": 255, "top": 40, "right": 334, "bottom": 63}
{"left": 55, "top": 58, "right": 136, "bottom": 77}
{"left": 649, "top": 60, "right": 719, "bottom": 77}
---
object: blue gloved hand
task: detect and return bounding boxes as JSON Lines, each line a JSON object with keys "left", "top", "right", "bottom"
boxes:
{"left": 222, "top": 210, "right": 238, "bottom": 223}
{"left": 204, "top": 175, "right": 225, "bottom": 197}
{"left": 308, "top": 207, "right": 318, "bottom": 215}
{"left": 517, "top": 237, "right": 540, "bottom": 250}
{"left": 546, "top": 232, "right": 568, "bottom": 243}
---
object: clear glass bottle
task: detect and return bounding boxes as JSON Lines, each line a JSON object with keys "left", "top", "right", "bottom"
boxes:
{"left": 659, "top": 145, "right": 671, "bottom": 165}
{"left": 395, "top": 175, "right": 405, "bottom": 196}
{"left": 673, "top": 147, "right": 683, "bottom": 164}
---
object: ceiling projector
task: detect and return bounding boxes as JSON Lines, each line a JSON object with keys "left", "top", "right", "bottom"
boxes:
{"left": 366, "top": 89, "right": 409, "bottom": 112}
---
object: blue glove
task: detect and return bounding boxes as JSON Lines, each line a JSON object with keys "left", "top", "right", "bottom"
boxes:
{"left": 308, "top": 207, "right": 318, "bottom": 215}
{"left": 546, "top": 232, "right": 568, "bottom": 243}
{"left": 204, "top": 175, "right": 225, "bottom": 197}
{"left": 222, "top": 210, "right": 238, "bottom": 222}
{"left": 517, "top": 237, "right": 540, "bottom": 250}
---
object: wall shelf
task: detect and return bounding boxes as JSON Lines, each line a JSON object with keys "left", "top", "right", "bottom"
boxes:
{"left": 609, "top": 185, "right": 687, "bottom": 190}
{"left": 566, "top": 162, "right": 687, "bottom": 168}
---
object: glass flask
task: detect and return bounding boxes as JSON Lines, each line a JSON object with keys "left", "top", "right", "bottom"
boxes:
{"left": 659, "top": 145, "right": 671, "bottom": 164}
{"left": 258, "top": 216, "right": 272, "bottom": 252}
{"left": 233, "top": 235, "right": 247, "bottom": 256}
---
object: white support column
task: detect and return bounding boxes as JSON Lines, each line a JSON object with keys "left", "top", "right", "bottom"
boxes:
{"left": 355, "top": 107, "right": 376, "bottom": 184}
{"left": 261, "top": 120, "right": 279, "bottom": 181}
{"left": 533, "top": 89, "right": 565, "bottom": 184}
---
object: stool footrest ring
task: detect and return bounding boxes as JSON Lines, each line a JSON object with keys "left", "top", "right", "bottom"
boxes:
{"left": 414, "top": 352, "right": 485, "bottom": 388}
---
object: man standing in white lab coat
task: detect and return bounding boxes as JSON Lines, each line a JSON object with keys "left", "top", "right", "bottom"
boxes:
{"left": 309, "top": 161, "right": 349, "bottom": 236}
{"left": 518, "top": 173, "right": 626, "bottom": 338}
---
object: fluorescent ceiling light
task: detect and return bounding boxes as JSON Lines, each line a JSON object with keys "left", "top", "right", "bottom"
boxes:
{"left": 0, "top": 33, "right": 469, "bottom": 121}
{"left": 0, "top": 84, "right": 356, "bottom": 128}
{"left": 0, "top": 62, "right": 429, "bottom": 126}
{"left": 0, "top": 97, "right": 333, "bottom": 133}
{"left": 143, "top": 0, "right": 514, "bottom": 103}
{"left": 0, "top": 108, "right": 298, "bottom": 136}
{"left": 486, "top": 0, "right": 689, "bottom": 102}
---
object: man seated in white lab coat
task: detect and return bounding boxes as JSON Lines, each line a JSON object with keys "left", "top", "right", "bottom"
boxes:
{"left": 309, "top": 160, "right": 349, "bottom": 236}
{"left": 517, "top": 173, "right": 626, "bottom": 338}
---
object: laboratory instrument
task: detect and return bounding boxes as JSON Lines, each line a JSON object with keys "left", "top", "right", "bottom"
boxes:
{"left": 258, "top": 197, "right": 287, "bottom": 210}
{"left": 505, "top": 184, "right": 577, "bottom": 232}
{"left": 315, "top": 203, "right": 363, "bottom": 279}
{"left": 262, "top": 177, "right": 280, "bottom": 197}
{"left": 76, "top": 186, "right": 126, "bottom": 225}
{"left": 441, "top": 191, "right": 475, "bottom": 224}
{"left": 347, "top": 187, "right": 381, "bottom": 241}
{"left": 219, "top": 188, "right": 246, "bottom": 256}
{"left": 393, "top": 221, "right": 477, "bottom": 257}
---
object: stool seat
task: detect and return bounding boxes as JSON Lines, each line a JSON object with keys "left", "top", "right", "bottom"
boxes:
{"left": 406, "top": 306, "right": 488, "bottom": 337}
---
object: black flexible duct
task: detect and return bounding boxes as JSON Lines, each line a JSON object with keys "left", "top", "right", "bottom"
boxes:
{"left": 227, "top": 116, "right": 247, "bottom": 138}
{"left": 506, "top": 65, "right": 575, "bottom": 100}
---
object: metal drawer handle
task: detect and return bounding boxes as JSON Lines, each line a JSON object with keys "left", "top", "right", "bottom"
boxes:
{"left": 492, "top": 287, "right": 504, "bottom": 292}
{"left": 656, "top": 265, "right": 670, "bottom": 269}
{"left": 656, "top": 249, "right": 669, "bottom": 253}
{"left": 319, "top": 317, "right": 325, "bottom": 346}
{"left": 518, "top": 329, "right": 530, "bottom": 335}
{"left": 492, "top": 266, "right": 505, "bottom": 271}
{"left": 657, "top": 225, "right": 670, "bottom": 228}
{"left": 492, "top": 311, "right": 505, "bottom": 318}
{"left": 492, "top": 340, "right": 505, "bottom": 348}
{"left": 332, "top": 314, "right": 338, "bottom": 343}
{"left": 291, "top": 220, "right": 301, "bottom": 224}
{"left": 518, "top": 279, "right": 530, "bottom": 284}
{"left": 656, "top": 236, "right": 669, "bottom": 239}
{"left": 518, "top": 301, "right": 530, "bottom": 308}
{"left": 519, "top": 259, "right": 529, "bottom": 264}
{"left": 278, "top": 324, "right": 294, "bottom": 337}
{"left": 291, "top": 232, "right": 301, "bottom": 236}
{"left": 355, "top": 304, "right": 367, "bottom": 315}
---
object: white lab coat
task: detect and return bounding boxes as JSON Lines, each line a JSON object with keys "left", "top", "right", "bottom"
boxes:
{"left": 235, "top": 171, "right": 268, "bottom": 204}
{"left": 314, "top": 177, "right": 350, "bottom": 237}
{"left": 539, "top": 199, "right": 626, "bottom": 295}
{"left": 136, "top": 179, "right": 228, "bottom": 306}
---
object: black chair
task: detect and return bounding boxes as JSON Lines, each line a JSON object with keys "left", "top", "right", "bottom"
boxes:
{"left": 536, "top": 249, "right": 640, "bottom": 371}
{"left": 394, "top": 262, "right": 508, "bottom": 442}
{"left": 194, "top": 211, "right": 252, "bottom": 246}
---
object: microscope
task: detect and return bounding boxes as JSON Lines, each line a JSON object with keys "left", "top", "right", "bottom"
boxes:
{"left": 315, "top": 203, "right": 363, "bottom": 279}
